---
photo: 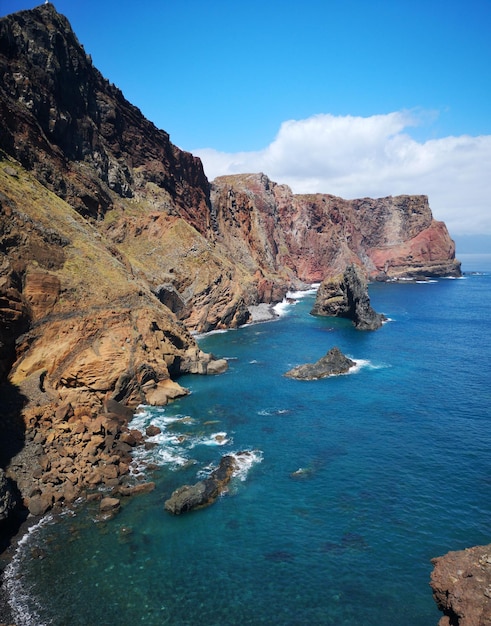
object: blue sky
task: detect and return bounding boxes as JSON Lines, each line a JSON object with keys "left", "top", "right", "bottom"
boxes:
{"left": 2, "top": 0, "right": 491, "bottom": 249}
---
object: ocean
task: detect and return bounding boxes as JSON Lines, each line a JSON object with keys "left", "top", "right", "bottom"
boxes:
{"left": 5, "top": 254, "right": 491, "bottom": 625}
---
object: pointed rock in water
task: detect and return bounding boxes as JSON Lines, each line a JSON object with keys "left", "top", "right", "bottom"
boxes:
{"left": 284, "top": 347, "right": 355, "bottom": 380}
{"left": 311, "top": 264, "right": 386, "bottom": 330}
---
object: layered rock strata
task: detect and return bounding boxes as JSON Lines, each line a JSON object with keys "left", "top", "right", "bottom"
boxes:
{"left": 211, "top": 174, "right": 461, "bottom": 285}
{"left": 311, "top": 264, "right": 386, "bottom": 330}
{"left": 431, "top": 544, "right": 491, "bottom": 626}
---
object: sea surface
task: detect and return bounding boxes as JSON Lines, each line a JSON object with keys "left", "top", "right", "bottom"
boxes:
{"left": 5, "top": 254, "right": 491, "bottom": 625}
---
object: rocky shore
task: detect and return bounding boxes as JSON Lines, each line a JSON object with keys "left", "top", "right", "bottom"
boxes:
{"left": 0, "top": 4, "right": 468, "bottom": 622}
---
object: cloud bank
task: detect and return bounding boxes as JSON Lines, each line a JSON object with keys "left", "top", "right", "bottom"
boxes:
{"left": 193, "top": 112, "right": 491, "bottom": 237}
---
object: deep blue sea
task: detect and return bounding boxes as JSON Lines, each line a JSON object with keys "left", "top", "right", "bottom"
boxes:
{"left": 6, "top": 254, "right": 491, "bottom": 626}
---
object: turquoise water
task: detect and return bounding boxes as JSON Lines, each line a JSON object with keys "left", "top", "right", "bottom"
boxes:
{"left": 6, "top": 256, "right": 491, "bottom": 625}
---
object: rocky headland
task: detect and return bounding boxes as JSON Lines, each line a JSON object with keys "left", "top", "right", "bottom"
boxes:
{"left": 0, "top": 4, "right": 469, "bottom": 621}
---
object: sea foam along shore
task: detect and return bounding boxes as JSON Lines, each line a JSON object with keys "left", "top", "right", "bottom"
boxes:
{"left": 248, "top": 285, "right": 320, "bottom": 323}
{"left": 1, "top": 513, "right": 57, "bottom": 626}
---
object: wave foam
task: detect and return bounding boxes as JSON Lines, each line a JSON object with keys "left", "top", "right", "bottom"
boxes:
{"left": 230, "top": 449, "right": 264, "bottom": 481}
{"left": 4, "top": 515, "right": 55, "bottom": 626}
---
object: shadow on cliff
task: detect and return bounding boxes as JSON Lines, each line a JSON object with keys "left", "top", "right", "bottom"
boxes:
{"left": 0, "top": 381, "right": 29, "bottom": 554}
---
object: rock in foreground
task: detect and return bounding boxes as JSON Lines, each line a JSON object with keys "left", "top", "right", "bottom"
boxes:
{"left": 285, "top": 347, "right": 355, "bottom": 380}
{"left": 311, "top": 264, "right": 386, "bottom": 330}
{"left": 165, "top": 452, "right": 252, "bottom": 515}
{"left": 430, "top": 544, "right": 491, "bottom": 626}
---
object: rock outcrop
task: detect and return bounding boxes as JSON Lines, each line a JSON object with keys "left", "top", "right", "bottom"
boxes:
{"left": 431, "top": 544, "right": 491, "bottom": 626}
{"left": 165, "top": 454, "right": 244, "bottom": 515}
{"left": 311, "top": 264, "right": 386, "bottom": 330}
{"left": 284, "top": 346, "right": 355, "bottom": 380}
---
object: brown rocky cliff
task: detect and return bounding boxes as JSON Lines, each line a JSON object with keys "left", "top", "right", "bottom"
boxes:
{"left": 431, "top": 544, "right": 491, "bottom": 625}
{"left": 0, "top": 4, "right": 211, "bottom": 233}
{"left": 0, "top": 156, "right": 223, "bottom": 515}
{"left": 211, "top": 173, "right": 460, "bottom": 283}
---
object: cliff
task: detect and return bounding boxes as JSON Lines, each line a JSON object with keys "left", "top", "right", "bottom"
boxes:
{"left": 211, "top": 173, "right": 460, "bottom": 284}
{"left": 0, "top": 4, "right": 460, "bottom": 523}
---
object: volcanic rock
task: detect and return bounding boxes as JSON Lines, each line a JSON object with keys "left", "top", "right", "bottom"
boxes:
{"left": 431, "top": 544, "right": 491, "bottom": 626}
{"left": 284, "top": 347, "right": 355, "bottom": 380}
{"left": 0, "top": 469, "right": 17, "bottom": 521}
{"left": 311, "top": 264, "right": 386, "bottom": 330}
{"left": 165, "top": 454, "right": 240, "bottom": 515}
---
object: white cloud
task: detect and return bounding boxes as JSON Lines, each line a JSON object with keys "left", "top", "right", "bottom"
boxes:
{"left": 193, "top": 112, "right": 491, "bottom": 237}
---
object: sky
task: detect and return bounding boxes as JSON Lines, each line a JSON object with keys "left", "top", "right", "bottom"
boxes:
{"left": 1, "top": 0, "right": 491, "bottom": 251}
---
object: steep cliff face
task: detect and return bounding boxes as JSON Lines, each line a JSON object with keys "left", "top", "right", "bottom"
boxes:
{"left": 0, "top": 4, "right": 211, "bottom": 233}
{"left": 211, "top": 174, "right": 461, "bottom": 283}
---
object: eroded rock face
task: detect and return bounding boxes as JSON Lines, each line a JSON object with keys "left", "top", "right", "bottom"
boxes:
{"left": 0, "top": 4, "right": 211, "bottom": 232}
{"left": 311, "top": 264, "right": 386, "bottom": 330}
{"left": 211, "top": 174, "right": 461, "bottom": 284}
{"left": 430, "top": 544, "right": 491, "bottom": 626}
{"left": 284, "top": 347, "right": 355, "bottom": 380}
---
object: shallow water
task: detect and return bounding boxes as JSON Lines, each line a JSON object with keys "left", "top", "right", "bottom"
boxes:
{"left": 6, "top": 258, "right": 491, "bottom": 625}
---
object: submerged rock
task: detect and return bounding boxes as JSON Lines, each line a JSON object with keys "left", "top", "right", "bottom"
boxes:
{"left": 311, "top": 264, "right": 386, "bottom": 330}
{"left": 284, "top": 347, "right": 355, "bottom": 380}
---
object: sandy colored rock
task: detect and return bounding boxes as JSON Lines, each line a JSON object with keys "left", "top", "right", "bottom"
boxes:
{"left": 99, "top": 497, "right": 121, "bottom": 512}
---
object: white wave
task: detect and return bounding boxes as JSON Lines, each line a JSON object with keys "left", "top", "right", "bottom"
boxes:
{"left": 197, "top": 431, "right": 231, "bottom": 446}
{"left": 230, "top": 449, "right": 264, "bottom": 482}
{"left": 272, "top": 284, "right": 319, "bottom": 318}
{"left": 349, "top": 359, "right": 389, "bottom": 373}
{"left": 286, "top": 284, "right": 320, "bottom": 299}
{"left": 4, "top": 515, "right": 55, "bottom": 626}
{"left": 257, "top": 407, "right": 290, "bottom": 416}
{"left": 272, "top": 300, "right": 291, "bottom": 317}
{"left": 194, "top": 327, "right": 232, "bottom": 339}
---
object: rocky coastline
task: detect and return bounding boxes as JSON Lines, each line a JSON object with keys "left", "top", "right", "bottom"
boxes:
{"left": 0, "top": 4, "right": 473, "bottom": 624}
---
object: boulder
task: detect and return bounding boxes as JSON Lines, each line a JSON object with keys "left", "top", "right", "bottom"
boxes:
{"left": 284, "top": 347, "right": 355, "bottom": 380}
{"left": 311, "top": 264, "right": 386, "bottom": 330}
{"left": 99, "top": 497, "right": 121, "bottom": 513}
{"left": 165, "top": 455, "right": 239, "bottom": 515}
{"left": 145, "top": 425, "right": 162, "bottom": 437}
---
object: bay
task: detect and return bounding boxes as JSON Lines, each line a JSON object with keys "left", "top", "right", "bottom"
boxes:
{"left": 6, "top": 257, "right": 491, "bottom": 625}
